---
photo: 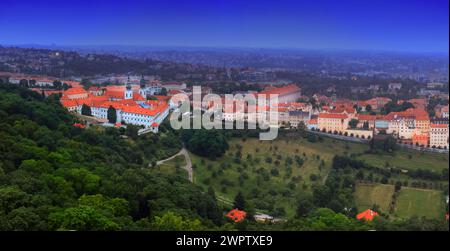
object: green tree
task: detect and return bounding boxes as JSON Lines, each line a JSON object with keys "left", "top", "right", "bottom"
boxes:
{"left": 151, "top": 211, "right": 204, "bottom": 231}
{"left": 182, "top": 129, "right": 228, "bottom": 159}
{"left": 107, "top": 105, "right": 117, "bottom": 124}
{"left": 49, "top": 205, "right": 120, "bottom": 231}
{"left": 81, "top": 104, "right": 92, "bottom": 116}
{"left": 19, "top": 79, "right": 29, "bottom": 88}
{"left": 348, "top": 119, "right": 359, "bottom": 129}
{"left": 160, "top": 87, "right": 168, "bottom": 96}
{"left": 395, "top": 181, "right": 402, "bottom": 192}
{"left": 296, "top": 194, "right": 314, "bottom": 217}
{"left": 53, "top": 80, "right": 63, "bottom": 90}
{"left": 233, "top": 191, "right": 246, "bottom": 210}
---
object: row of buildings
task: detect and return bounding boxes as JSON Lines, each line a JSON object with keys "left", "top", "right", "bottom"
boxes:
{"left": 315, "top": 103, "right": 448, "bottom": 149}
{"left": 197, "top": 83, "right": 448, "bottom": 149}
{"left": 5, "top": 72, "right": 446, "bottom": 148}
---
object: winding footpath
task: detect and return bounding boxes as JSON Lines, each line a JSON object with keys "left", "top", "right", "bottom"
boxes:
{"left": 153, "top": 148, "right": 193, "bottom": 182}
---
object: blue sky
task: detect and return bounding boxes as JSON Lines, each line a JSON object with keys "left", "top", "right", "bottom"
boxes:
{"left": 0, "top": 0, "right": 448, "bottom": 53}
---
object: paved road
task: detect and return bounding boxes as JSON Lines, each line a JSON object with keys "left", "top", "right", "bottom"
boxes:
{"left": 154, "top": 148, "right": 193, "bottom": 182}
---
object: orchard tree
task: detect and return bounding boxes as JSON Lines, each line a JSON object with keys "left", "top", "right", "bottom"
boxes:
{"left": 233, "top": 191, "right": 246, "bottom": 211}
{"left": 296, "top": 194, "right": 314, "bottom": 217}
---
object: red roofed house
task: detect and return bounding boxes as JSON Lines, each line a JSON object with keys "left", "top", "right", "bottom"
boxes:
{"left": 357, "top": 209, "right": 379, "bottom": 221}
{"left": 256, "top": 84, "right": 301, "bottom": 103}
{"left": 88, "top": 86, "right": 105, "bottom": 96}
{"left": 63, "top": 87, "right": 89, "bottom": 100}
{"left": 307, "top": 118, "right": 318, "bottom": 130}
{"left": 412, "top": 133, "right": 428, "bottom": 147}
{"left": 356, "top": 114, "right": 379, "bottom": 129}
{"left": 317, "top": 112, "right": 349, "bottom": 133}
{"left": 385, "top": 108, "right": 430, "bottom": 139}
{"left": 365, "top": 97, "right": 392, "bottom": 111}
{"left": 73, "top": 123, "right": 86, "bottom": 129}
{"left": 289, "top": 102, "right": 312, "bottom": 113}
{"left": 225, "top": 209, "right": 247, "bottom": 223}
{"left": 60, "top": 98, "right": 78, "bottom": 112}
{"left": 407, "top": 98, "right": 427, "bottom": 110}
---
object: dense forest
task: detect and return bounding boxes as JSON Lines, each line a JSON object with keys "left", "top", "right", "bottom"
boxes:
{"left": 0, "top": 84, "right": 221, "bottom": 230}
{"left": 0, "top": 84, "right": 448, "bottom": 231}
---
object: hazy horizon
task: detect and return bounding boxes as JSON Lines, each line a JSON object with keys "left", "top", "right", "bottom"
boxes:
{"left": 1, "top": 0, "right": 448, "bottom": 54}
{"left": 2, "top": 43, "right": 449, "bottom": 56}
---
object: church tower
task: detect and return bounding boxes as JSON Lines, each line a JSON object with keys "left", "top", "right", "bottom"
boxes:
{"left": 125, "top": 76, "right": 133, "bottom": 100}
{"left": 139, "top": 74, "right": 147, "bottom": 98}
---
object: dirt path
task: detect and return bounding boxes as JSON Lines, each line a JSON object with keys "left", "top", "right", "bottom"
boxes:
{"left": 153, "top": 148, "right": 193, "bottom": 182}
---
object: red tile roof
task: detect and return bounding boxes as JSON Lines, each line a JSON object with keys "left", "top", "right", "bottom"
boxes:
{"left": 88, "top": 86, "right": 103, "bottom": 91}
{"left": 430, "top": 123, "right": 448, "bottom": 128}
{"left": 73, "top": 123, "right": 86, "bottom": 128}
{"left": 308, "top": 118, "right": 318, "bottom": 124}
{"left": 384, "top": 108, "right": 430, "bottom": 121}
{"left": 257, "top": 84, "right": 300, "bottom": 96}
{"left": 64, "top": 87, "right": 88, "bottom": 95}
{"left": 357, "top": 114, "right": 378, "bottom": 121}
{"left": 290, "top": 102, "right": 308, "bottom": 108}
{"left": 105, "top": 90, "right": 124, "bottom": 99}
{"left": 121, "top": 105, "right": 160, "bottom": 116}
{"left": 61, "top": 99, "right": 78, "bottom": 108}
{"left": 152, "top": 95, "right": 171, "bottom": 102}
{"left": 318, "top": 113, "right": 348, "bottom": 119}
{"left": 133, "top": 92, "right": 146, "bottom": 101}
{"left": 225, "top": 209, "right": 247, "bottom": 223}
{"left": 356, "top": 209, "right": 379, "bottom": 221}
{"left": 330, "top": 107, "right": 356, "bottom": 114}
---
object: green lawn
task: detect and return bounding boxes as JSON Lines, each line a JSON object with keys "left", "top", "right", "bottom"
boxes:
{"left": 357, "top": 149, "right": 449, "bottom": 173}
{"left": 354, "top": 184, "right": 446, "bottom": 219}
{"left": 354, "top": 183, "right": 395, "bottom": 213}
{"left": 395, "top": 188, "right": 446, "bottom": 220}
{"left": 151, "top": 155, "right": 188, "bottom": 179}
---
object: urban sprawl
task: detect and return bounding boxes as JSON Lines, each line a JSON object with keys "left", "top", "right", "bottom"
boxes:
{"left": 1, "top": 72, "right": 448, "bottom": 151}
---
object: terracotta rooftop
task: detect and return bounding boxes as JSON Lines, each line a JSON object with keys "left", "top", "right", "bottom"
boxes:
{"left": 225, "top": 209, "right": 247, "bottom": 223}
{"left": 356, "top": 209, "right": 379, "bottom": 221}
{"left": 318, "top": 113, "right": 348, "bottom": 119}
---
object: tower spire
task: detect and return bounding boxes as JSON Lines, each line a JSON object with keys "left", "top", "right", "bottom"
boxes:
{"left": 140, "top": 74, "right": 146, "bottom": 88}
{"left": 126, "top": 75, "right": 131, "bottom": 90}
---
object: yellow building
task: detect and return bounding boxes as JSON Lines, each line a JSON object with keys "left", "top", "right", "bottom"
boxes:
{"left": 429, "top": 124, "right": 449, "bottom": 149}
{"left": 318, "top": 113, "right": 349, "bottom": 133}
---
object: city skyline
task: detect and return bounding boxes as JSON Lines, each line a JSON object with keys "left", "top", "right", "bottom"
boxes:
{"left": 0, "top": 0, "right": 448, "bottom": 53}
